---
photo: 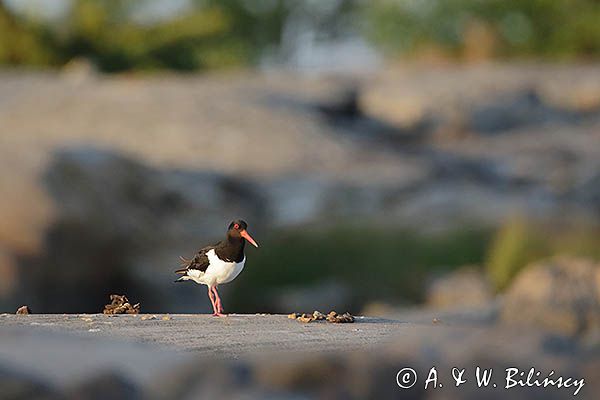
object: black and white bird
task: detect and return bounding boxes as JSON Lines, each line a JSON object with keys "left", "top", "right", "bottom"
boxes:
{"left": 174, "top": 220, "right": 259, "bottom": 316}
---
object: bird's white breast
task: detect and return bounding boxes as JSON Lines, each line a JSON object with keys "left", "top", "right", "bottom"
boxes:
{"left": 202, "top": 249, "right": 245, "bottom": 286}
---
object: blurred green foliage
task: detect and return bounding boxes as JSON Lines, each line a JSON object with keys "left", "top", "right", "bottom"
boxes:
{"left": 1, "top": 0, "right": 599, "bottom": 72}
{"left": 487, "top": 217, "right": 600, "bottom": 291}
{"left": 0, "top": 3, "right": 55, "bottom": 65}
{"left": 486, "top": 217, "right": 548, "bottom": 291}
{"left": 0, "top": 0, "right": 288, "bottom": 72}
{"left": 229, "top": 219, "right": 600, "bottom": 312}
{"left": 229, "top": 225, "right": 491, "bottom": 312}
{"left": 365, "top": 0, "right": 600, "bottom": 59}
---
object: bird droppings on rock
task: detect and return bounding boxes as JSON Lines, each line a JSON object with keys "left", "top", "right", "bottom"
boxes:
{"left": 16, "top": 305, "right": 31, "bottom": 314}
{"left": 80, "top": 317, "right": 93, "bottom": 323}
{"left": 141, "top": 315, "right": 157, "bottom": 321}
{"left": 289, "top": 310, "right": 355, "bottom": 323}
{"left": 103, "top": 294, "right": 140, "bottom": 315}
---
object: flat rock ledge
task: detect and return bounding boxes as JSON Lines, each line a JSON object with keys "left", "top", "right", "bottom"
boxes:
{"left": 0, "top": 313, "right": 598, "bottom": 399}
{"left": 0, "top": 313, "right": 398, "bottom": 356}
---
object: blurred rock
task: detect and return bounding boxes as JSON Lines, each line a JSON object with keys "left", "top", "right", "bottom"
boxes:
{"left": 1, "top": 316, "right": 598, "bottom": 400}
{"left": 426, "top": 267, "right": 494, "bottom": 309}
{"left": 316, "top": 86, "right": 361, "bottom": 119}
{"left": 469, "top": 89, "right": 593, "bottom": 134}
{"left": 470, "top": 89, "right": 546, "bottom": 133}
{"left": 66, "top": 372, "right": 142, "bottom": 400}
{"left": 13, "top": 142, "right": 600, "bottom": 313}
{"left": 574, "top": 172, "right": 600, "bottom": 213}
{"left": 60, "top": 57, "right": 97, "bottom": 84}
{"left": 501, "top": 257, "right": 600, "bottom": 338}
{"left": 23, "top": 148, "right": 265, "bottom": 313}
{"left": 1, "top": 66, "right": 600, "bottom": 313}
{"left": 360, "top": 301, "right": 397, "bottom": 317}
{"left": 0, "top": 367, "right": 59, "bottom": 400}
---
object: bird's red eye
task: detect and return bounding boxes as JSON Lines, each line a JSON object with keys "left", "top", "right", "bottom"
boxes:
{"left": 234, "top": 223, "right": 240, "bottom": 229}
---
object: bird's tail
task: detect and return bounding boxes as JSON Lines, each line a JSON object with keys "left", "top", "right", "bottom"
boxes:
{"left": 175, "top": 256, "right": 192, "bottom": 282}
{"left": 174, "top": 267, "right": 188, "bottom": 274}
{"left": 174, "top": 256, "right": 192, "bottom": 282}
{"left": 174, "top": 255, "right": 193, "bottom": 274}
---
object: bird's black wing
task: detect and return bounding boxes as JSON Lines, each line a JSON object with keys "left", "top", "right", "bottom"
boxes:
{"left": 174, "top": 242, "right": 220, "bottom": 274}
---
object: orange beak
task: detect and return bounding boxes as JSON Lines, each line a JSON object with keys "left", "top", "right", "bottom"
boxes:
{"left": 240, "top": 230, "right": 259, "bottom": 248}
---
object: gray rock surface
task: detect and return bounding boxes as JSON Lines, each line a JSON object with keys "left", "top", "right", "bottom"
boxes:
{"left": 0, "top": 312, "right": 598, "bottom": 399}
{"left": 0, "top": 314, "right": 400, "bottom": 356}
{"left": 501, "top": 257, "right": 600, "bottom": 339}
{"left": 426, "top": 267, "right": 494, "bottom": 309}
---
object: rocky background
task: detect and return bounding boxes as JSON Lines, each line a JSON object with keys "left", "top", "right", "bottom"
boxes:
{"left": 0, "top": 64, "right": 600, "bottom": 312}
{"left": 1, "top": 63, "right": 599, "bottom": 314}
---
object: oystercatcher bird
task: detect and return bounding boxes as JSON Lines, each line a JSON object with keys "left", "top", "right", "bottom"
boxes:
{"left": 174, "top": 220, "right": 259, "bottom": 316}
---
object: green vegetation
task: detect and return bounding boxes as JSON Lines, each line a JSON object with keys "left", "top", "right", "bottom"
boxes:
{"left": 487, "top": 217, "right": 600, "bottom": 291}
{"left": 0, "top": 3, "right": 55, "bottom": 66}
{"left": 486, "top": 217, "right": 549, "bottom": 291}
{"left": 229, "top": 219, "right": 600, "bottom": 312}
{"left": 0, "top": 0, "right": 288, "bottom": 72}
{"left": 229, "top": 225, "right": 491, "bottom": 312}
{"left": 1, "top": 0, "right": 599, "bottom": 72}
{"left": 364, "top": 0, "right": 600, "bottom": 60}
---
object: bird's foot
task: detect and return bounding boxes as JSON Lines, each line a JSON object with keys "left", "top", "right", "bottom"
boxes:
{"left": 212, "top": 312, "right": 226, "bottom": 317}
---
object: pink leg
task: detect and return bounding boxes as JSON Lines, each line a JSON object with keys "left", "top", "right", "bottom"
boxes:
{"left": 207, "top": 286, "right": 219, "bottom": 315}
{"left": 207, "top": 286, "right": 224, "bottom": 317}
{"left": 212, "top": 286, "right": 224, "bottom": 314}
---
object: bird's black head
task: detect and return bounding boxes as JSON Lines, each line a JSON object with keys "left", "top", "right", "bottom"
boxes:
{"left": 227, "top": 219, "right": 259, "bottom": 248}
{"left": 228, "top": 219, "right": 248, "bottom": 231}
